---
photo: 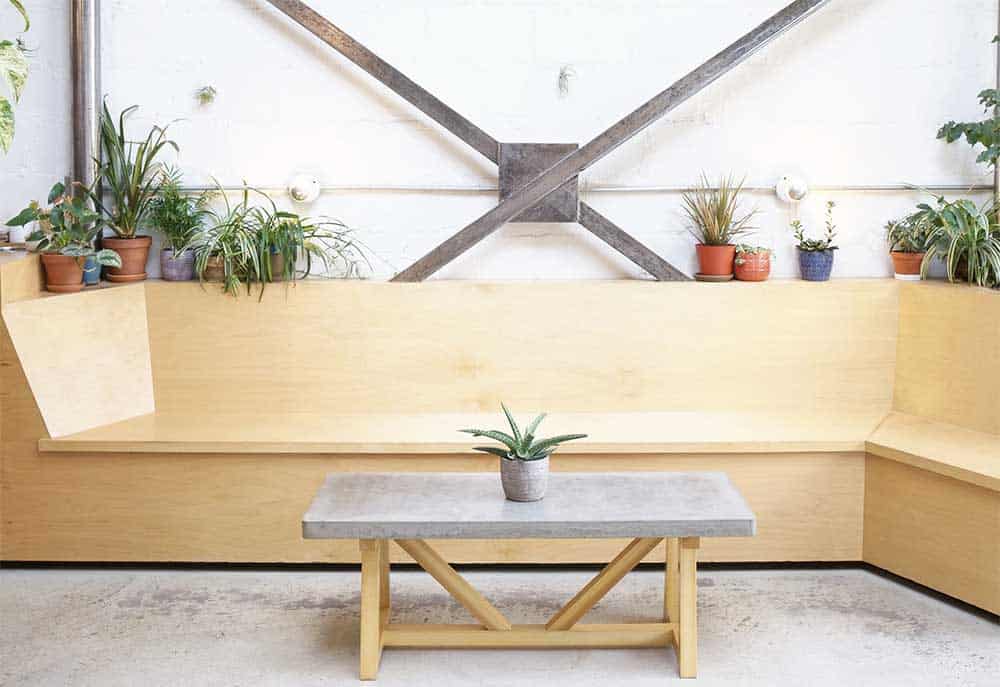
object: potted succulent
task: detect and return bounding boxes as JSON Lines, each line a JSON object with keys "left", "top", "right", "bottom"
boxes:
{"left": 734, "top": 244, "right": 773, "bottom": 282}
{"left": 791, "top": 201, "right": 838, "bottom": 281}
{"left": 461, "top": 405, "right": 586, "bottom": 502}
{"left": 919, "top": 196, "right": 999, "bottom": 288}
{"left": 6, "top": 182, "right": 121, "bottom": 293}
{"left": 885, "top": 210, "right": 933, "bottom": 281}
{"left": 91, "top": 102, "right": 177, "bottom": 282}
{"left": 682, "top": 174, "right": 756, "bottom": 278}
{"left": 148, "top": 168, "right": 207, "bottom": 281}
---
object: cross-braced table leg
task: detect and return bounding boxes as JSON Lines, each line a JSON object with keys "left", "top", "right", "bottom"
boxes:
{"left": 678, "top": 537, "right": 700, "bottom": 678}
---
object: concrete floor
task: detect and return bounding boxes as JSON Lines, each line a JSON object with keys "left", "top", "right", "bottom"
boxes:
{"left": 0, "top": 566, "right": 997, "bottom": 686}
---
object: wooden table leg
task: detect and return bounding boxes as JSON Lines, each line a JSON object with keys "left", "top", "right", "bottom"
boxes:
{"left": 665, "top": 537, "right": 679, "bottom": 623}
{"left": 678, "top": 537, "right": 700, "bottom": 679}
{"left": 359, "top": 539, "right": 383, "bottom": 681}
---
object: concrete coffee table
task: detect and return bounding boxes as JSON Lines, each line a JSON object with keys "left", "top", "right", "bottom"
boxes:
{"left": 303, "top": 472, "right": 756, "bottom": 680}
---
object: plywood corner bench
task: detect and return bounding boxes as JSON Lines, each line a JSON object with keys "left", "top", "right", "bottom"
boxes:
{"left": 303, "top": 472, "right": 756, "bottom": 680}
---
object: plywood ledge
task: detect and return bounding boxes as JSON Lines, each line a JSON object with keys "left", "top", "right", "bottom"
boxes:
{"left": 37, "top": 410, "right": 882, "bottom": 455}
{"left": 866, "top": 412, "right": 1000, "bottom": 492}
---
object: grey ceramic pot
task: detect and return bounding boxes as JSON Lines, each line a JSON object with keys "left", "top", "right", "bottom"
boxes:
{"left": 500, "top": 457, "right": 549, "bottom": 502}
{"left": 160, "top": 248, "right": 195, "bottom": 281}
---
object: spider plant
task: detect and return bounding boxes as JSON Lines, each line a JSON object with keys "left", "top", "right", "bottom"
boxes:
{"left": 682, "top": 174, "right": 756, "bottom": 245}
{"left": 258, "top": 212, "right": 369, "bottom": 282}
{"left": 189, "top": 182, "right": 265, "bottom": 296}
{"left": 92, "top": 102, "right": 177, "bottom": 239}
{"left": 460, "top": 404, "right": 587, "bottom": 462}
{"left": 919, "top": 196, "right": 1000, "bottom": 288}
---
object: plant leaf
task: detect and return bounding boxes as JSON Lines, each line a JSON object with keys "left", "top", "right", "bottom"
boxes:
{"left": 501, "top": 403, "right": 522, "bottom": 447}
{"left": 95, "top": 249, "right": 122, "bottom": 268}
{"left": 472, "top": 446, "right": 510, "bottom": 459}
{"left": 528, "top": 433, "right": 588, "bottom": 454}
{"left": 524, "top": 413, "right": 547, "bottom": 439}
{"left": 6, "top": 205, "right": 36, "bottom": 226}
{"left": 0, "top": 96, "right": 12, "bottom": 153}
{"left": 459, "top": 429, "right": 517, "bottom": 451}
{"left": 0, "top": 39, "right": 27, "bottom": 103}
{"left": 8, "top": 0, "right": 29, "bottom": 31}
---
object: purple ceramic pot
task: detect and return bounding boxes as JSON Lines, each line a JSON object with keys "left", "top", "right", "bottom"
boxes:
{"left": 160, "top": 249, "right": 195, "bottom": 281}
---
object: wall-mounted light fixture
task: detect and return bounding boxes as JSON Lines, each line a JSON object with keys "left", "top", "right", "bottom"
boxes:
{"left": 288, "top": 174, "right": 321, "bottom": 204}
{"left": 776, "top": 174, "right": 809, "bottom": 203}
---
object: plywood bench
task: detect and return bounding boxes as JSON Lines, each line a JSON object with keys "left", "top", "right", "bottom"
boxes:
{"left": 303, "top": 472, "right": 756, "bottom": 680}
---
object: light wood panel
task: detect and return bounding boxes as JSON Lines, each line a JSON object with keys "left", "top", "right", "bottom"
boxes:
{"left": 864, "top": 456, "right": 1000, "bottom": 614}
{"left": 0, "top": 444, "right": 865, "bottom": 563}
{"left": 143, "top": 280, "right": 898, "bottom": 417}
{"left": 894, "top": 282, "right": 1000, "bottom": 435}
{"left": 1, "top": 283, "right": 154, "bottom": 437}
{"left": 382, "top": 624, "right": 675, "bottom": 649}
{"left": 0, "top": 252, "right": 42, "bottom": 305}
{"left": 39, "top": 409, "right": 882, "bottom": 454}
{"left": 867, "top": 412, "right": 1000, "bottom": 492}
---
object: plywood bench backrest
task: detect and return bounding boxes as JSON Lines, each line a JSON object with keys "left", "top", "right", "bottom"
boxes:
{"left": 894, "top": 283, "right": 1000, "bottom": 435}
{"left": 145, "top": 280, "right": 898, "bottom": 416}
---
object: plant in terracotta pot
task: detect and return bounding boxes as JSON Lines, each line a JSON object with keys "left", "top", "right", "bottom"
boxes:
{"left": 791, "top": 201, "right": 838, "bottom": 281}
{"left": 919, "top": 196, "right": 999, "bottom": 288}
{"left": 91, "top": 102, "right": 177, "bottom": 283}
{"left": 734, "top": 244, "right": 773, "bottom": 282}
{"left": 6, "top": 182, "right": 121, "bottom": 293}
{"left": 189, "top": 185, "right": 264, "bottom": 297}
{"left": 461, "top": 405, "right": 587, "bottom": 502}
{"left": 885, "top": 210, "right": 933, "bottom": 281}
{"left": 148, "top": 168, "right": 208, "bottom": 281}
{"left": 682, "top": 174, "right": 756, "bottom": 279}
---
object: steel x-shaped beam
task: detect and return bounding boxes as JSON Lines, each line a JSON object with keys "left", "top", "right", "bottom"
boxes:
{"left": 267, "top": 0, "right": 831, "bottom": 281}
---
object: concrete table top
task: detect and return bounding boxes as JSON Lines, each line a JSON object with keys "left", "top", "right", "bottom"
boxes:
{"left": 303, "top": 472, "right": 756, "bottom": 540}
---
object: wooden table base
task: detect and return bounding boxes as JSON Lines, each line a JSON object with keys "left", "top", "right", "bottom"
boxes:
{"left": 357, "top": 536, "right": 700, "bottom": 680}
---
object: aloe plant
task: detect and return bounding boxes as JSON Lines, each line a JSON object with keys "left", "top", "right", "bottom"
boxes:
{"left": 461, "top": 404, "right": 587, "bottom": 461}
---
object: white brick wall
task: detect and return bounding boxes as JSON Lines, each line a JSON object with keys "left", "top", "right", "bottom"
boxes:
{"left": 2, "top": 0, "right": 996, "bottom": 279}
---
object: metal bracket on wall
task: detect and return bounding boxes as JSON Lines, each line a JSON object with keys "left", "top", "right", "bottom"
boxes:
{"left": 266, "top": 0, "right": 832, "bottom": 281}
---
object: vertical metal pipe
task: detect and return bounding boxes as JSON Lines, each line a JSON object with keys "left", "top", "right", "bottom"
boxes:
{"left": 995, "top": 1, "right": 999, "bottom": 202}
{"left": 71, "top": 0, "right": 100, "bottom": 190}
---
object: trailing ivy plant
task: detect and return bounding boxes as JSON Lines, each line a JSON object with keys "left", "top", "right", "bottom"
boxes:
{"left": 937, "top": 37, "right": 1000, "bottom": 172}
{"left": 461, "top": 404, "right": 587, "bottom": 462}
{"left": 0, "top": 0, "right": 29, "bottom": 153}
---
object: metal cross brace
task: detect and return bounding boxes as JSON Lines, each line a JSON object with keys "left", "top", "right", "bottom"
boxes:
{"left": 266, "top": 0, "right": 831, "bottom": 281}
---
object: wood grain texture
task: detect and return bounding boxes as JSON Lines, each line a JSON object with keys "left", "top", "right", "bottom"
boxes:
{"left": 867, "top": 412, "right": 1000, "bottom": 492}
{"left": 863, "top": 456, "right": 1000, "bottom": 614}
{"left": 382, "top": 624, "right": 675, "bottom": 649}
{"left": 39, "top": 409, "right": 883, "bottom": 455}
{"left": 2, "top": 283, "right": 154, "bottom": 438}
{"left": 894, "top": 282, "right": 1000, "bottom": 435}
{"left": 0, "top": 252, "right": 43, "bottom": 305}
{"left": 0, "top": 447, "right": 865, "bottom": 563}
{"left": 143, "top": 280, "right": 898, "bottom": 417}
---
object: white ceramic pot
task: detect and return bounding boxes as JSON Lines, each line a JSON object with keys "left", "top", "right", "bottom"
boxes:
{"left": 499, "top": 457, "right": 549, "bottom": 502}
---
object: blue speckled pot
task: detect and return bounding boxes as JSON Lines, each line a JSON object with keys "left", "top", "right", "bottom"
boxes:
{"left": 83, "top": 255, "right": 101, "bottom": 285}
{"left": 798, "top": 249, "right": 835, "bottom": 281}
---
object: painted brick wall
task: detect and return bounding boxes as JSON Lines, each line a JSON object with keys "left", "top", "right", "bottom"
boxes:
{"left": 2, "top": 1, "right": 996, "bottom": 279}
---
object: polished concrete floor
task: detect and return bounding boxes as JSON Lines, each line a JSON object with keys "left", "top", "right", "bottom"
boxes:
{"left": 1, "top": 566, "right": 997, "bottom": 686}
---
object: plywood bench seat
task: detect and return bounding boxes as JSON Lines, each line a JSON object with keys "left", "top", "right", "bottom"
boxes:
{"left": 37, "top": 409, "right": 885, "bottom": 454}
{"left": 866, "top": 412, "right": 1000, "bottom": 492}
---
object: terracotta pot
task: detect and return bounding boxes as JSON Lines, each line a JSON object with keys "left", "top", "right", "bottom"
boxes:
{"left": 269, "top": 252, "right": 287, "bottom": 282}
{"left": 695, "top": 244, "right": 736, "bottom": 276}
{"left": 890, "top": 252, "right": 925, "bottom": 281}
{"left": 734, "top": 252, "right": 771, "bottom": 282}
{"left": 40, "top": 254, "right": 85, "bottom": 293}
{"left": 202, "top": 256, "right": 226, "bottom": 282}
{"left": 103, "top": 236, "right": 152, "bottom": 283}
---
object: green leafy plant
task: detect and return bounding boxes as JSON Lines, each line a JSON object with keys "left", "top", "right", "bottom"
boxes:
{"left": 682, "top": 174, "right": 756, "bottom": 246}
{"left": 918, "top": 196, "right": 1000, "bottom": 288}
{"left": 0, "top": 0, "right": 29, "bottom": 153}
{"left": 92, "top": 102, "right": 178, "bottom": 239}
{"left": 734, "top": 244, "right": 773, "bottom": 266}
{"left": 194, "top": 86, "right": 217, "bottom": 106}
{"left": 460, "top": 404, "right": 587, "bottom": 462}
{"left": 791, "top": 201, "right": 838, "bottom": 252}
{"left": 885, "top": 210, "right": 934, "bottom": 254}
{"left": 259, "top": 212, "right": 369, "bottom": 283}
{"left": 189, "top": 183, "right": 265, "bottom": 296}
{"left": 5, "top": 182, "right": 121, "bottom": 267}
{"left": 148, "top": 168, "right": 208, "bottom": 253}
{"left": 937, "top": 37, "right": 1000, "bottom": 171}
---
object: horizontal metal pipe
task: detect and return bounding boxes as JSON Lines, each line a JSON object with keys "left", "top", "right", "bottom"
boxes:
{"left": 177, "top": 183, "right": 994, "bottom": 195}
